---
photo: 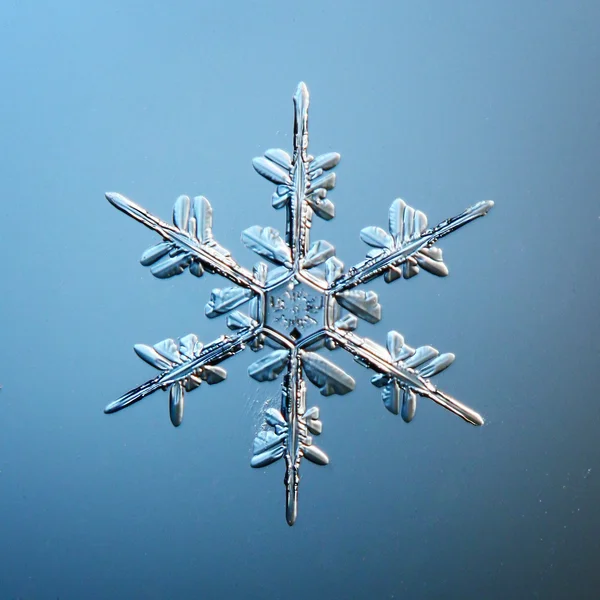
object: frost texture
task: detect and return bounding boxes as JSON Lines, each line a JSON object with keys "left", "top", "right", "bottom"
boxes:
{"left": 105, "top": 83, "right": 494, "bottom": 525}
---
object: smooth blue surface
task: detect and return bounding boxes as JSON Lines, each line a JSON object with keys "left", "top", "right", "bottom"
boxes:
{"left": 0, "top": 1, "right": 599, "bottom": 598}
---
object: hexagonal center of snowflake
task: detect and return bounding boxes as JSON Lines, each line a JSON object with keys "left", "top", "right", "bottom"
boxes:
{"left": 266, "top": 279, "right": 325, "bottom": 341}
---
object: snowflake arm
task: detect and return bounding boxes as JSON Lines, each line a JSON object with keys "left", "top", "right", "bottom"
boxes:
{"left": 106, "top": 191, "right": 261, "bottom": 293}
{"left": 325, "top": 329, "right": 484, "bottom": 426}
{"left": 248, "top": 348, "right": 328, "bottom": 526}
{"left": 244, "top": 82, "right": 340, "bottom": 275}
{"left": 104, "top": 327, "right": 259, "bottom": 424}
{"left": 247, "top": 340, "right": 353, "bottom": 526}
{"left": 330, "top": 198, "right": 494, "bottom": 294}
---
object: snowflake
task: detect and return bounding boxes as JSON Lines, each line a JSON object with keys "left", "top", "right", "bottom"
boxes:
{"left": 105, "top": 82, "right": 493, "bottom": 525}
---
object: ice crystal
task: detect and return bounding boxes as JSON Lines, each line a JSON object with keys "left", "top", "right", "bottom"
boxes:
{"left": 105, "top": 83, "right": 493, "bottom": 525}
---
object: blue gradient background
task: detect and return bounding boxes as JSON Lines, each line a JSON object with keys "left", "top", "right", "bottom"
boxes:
{"left": 1, "top": 1, "right": 599, "bottom": 598}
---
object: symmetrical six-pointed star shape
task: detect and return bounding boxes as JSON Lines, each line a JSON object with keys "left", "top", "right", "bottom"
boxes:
{"left": 105, "top": 82, "right": 493, "bottom": 525}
